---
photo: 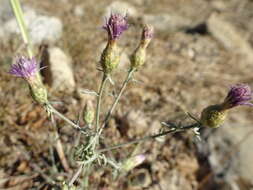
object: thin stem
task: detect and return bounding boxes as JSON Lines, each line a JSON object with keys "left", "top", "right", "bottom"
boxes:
{"left": 68, "top": 156, "right": 97, "bottom": 186}
{"left": 82, "top": 163, "right": 91, "bottom": 189}
{"left": 98, "top": 123, "right": 198, "bottom": 153}
{"left": 50, "top": 114, "right": 71, "bottom": 172}
{"left": 68, "top": 164, "right": 83, "bottom": 186}
{"left": 95, "top": 74, "right": 109, "bottom": 132}
{"left": 48, "top": 104, "right": 81, "bottom": 130}
{"left": 99, "top": 68, "right": 136, "bottom": 133}
{"left": 10, "top": 0, "right": 33, "bottom": 57}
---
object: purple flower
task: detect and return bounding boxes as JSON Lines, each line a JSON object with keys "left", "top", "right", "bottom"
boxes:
{"left": 103, "top": 13, "right": 128, "bottom": 40}
{"left": 223, "top": 84, "right": 253, "bottom": 109}
{"left": 9, "top": 56, "right": 38, "bottom": 79}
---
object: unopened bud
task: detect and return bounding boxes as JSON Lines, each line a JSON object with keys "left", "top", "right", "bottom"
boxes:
{"left": 130, "top": 25, "right": 154, "bottom": 70}
{"left": 100, "top": 13, "right": 128, "bottom": 75}
{"left": 29, "top": 79, "right": 48, "bottom": 105}
{"left": 83, "top": 100, "right": 95, "bottom": 126}
{"left": 121, "top": 154, "right": 146, "bottom": 172}
{"left": 100, "top": 41, "right": 120, "bottom": 74}
{"left": 200, "top": 104, "right": 227, "bottom": 128}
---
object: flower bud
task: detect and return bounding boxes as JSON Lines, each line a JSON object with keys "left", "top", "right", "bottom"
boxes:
{"left": 200, "top": 104, "right": 227, "bottom": 128}
{"left": 9, "top": 56, "right": 49, "bottom": 105}
{"left": 121, "top": 154, "right": 146, "bottom": 172}
{"left": 100, "top": 41, "right": 120, "bottom": 75}
{"left": 221, "top": 84, "right": 253, "bottom": 110}
{"left": 29, "top": 80, "right": 48, "bottom": 105}
{"left": 130, "top": 25, "right": 154, "bottom": 70}
{"left": 83, "top": 100, "right": 95, "bottom": 126}
{"left": 103, "top": 13, "right": 128, "bottom": 41}
{"left": 100, "top": 13, "right": 128, "bottom": 75}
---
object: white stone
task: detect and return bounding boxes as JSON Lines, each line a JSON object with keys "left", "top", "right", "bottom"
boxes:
{"left": 207, "top": 13, "right": 253, "bottom": 63}
{"left": 1, "top": 7, "right": 62, "bottom": 44}
{"left": 74, "top": 5, "right": 84, "bottom": 17}
{"left": 29, "top": 16, "right": 62, "bottom": 44}
{"left": 207, "top": 112, "right": 253, "bottom": 188}
{"left": 48, "top": 47, "right": 75, "bottom": 92}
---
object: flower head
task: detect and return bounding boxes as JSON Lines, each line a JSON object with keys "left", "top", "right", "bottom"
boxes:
{"left": 9, "top": 56, "right": 48, "bottom": 105}
{"left": 9, "top": 56, "right": 38, "bottom": 80}
{"left": 222, "top": 84, "right": 253, "bottom": 109}
{"left": 130, "top": 24, "right": 154, "bottom": 70}
{"left": 103, "top": 13, "right": 128, "bottom": 40}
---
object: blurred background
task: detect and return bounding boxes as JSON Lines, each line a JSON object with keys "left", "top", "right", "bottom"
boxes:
{"left": 0, "top": 0, "right": 253, "bottom": 189}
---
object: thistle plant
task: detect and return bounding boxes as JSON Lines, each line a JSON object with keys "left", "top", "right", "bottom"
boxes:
{"left": 9, "top": 56, "right": 48, "bottom": 105}
{"left": 8, "top": 0, "right": 253, "bottom": 189}
{"left": 101, "top": 13, "right": 128, "bottom": 75}
{"left": 200, "top": 84, "right": 253, "bottom": 128}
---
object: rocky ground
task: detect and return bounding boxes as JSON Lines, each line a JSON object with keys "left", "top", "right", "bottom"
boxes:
{"left": 1, "top": 0, "right": 253, "bottom": 189}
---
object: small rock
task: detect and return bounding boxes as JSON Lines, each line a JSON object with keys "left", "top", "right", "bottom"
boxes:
{"left": 122, "top": 110, "right": 149, "bottom": 138}
{"left": 104, "top": 1, "right": 138, "bottom": 18}
{"left": 74, "top": 5, "right": 84, "bottom": 17}
{"left": 29, "top": 15, "right": 62, "bottom": 44}
{"left": 142, "top": 14, "right": 192, "bottom": 33}
{"left": 207, "top": 112, "right": 253, "bottom": 189}
{"left": 4, "top": 9, "right": 37, "bottom": 34}
{"left": 207, "top": 13, "right": 253, "bottom": 63}
{"left": 41, "top": 46, "right": 75, "bottom": 92}
{"left": 2, "top": 7, "right": 62, "bottom": 44}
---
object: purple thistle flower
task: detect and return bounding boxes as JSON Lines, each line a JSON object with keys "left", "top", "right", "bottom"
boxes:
{"left": 9, "top": 56, "right": 38, "bottom": 80}
{"left": 223, "top": 84, "right": 253, "bottom": 109}
{"left": 103, "top": 13, "right": 128, "bottom": 40}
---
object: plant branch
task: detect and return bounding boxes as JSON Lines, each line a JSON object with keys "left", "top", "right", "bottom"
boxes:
{"left": 48, "top": 104, "right": 81, "bottom": 130}
{"left": 96, "top": 74, "right": 109, "bottom": 132}
{"left": 98, "top": 123, "right": 198, "bottom": 153}
{"left": 99, "top": 68, "right": 136, "bottom": 133}
{"left": 50, "top": 114, "right": 71, "bottom": 172}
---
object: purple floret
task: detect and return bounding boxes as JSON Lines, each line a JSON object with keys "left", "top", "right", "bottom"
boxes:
{"left": 224, "top": 84, "right": 253, "bottom": 108}
{"left": 103, "top": 13, "right": 128, "bottom": 40}
{"left": 9, "top": 56, "right": 38, "bottom": 79}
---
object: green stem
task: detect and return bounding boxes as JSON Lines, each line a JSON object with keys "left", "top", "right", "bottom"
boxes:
{"left": 95, "top": 74, "right": 109, "bottom": 132}
{"left": 48, "top": 104, "right": 81, "bottom": 130}
{"left": 10, "top": 0, "right": 33, "bottom": 57}
{"left": 99, "top": 69, "right": 136, "bottom": 133}
{"left": 98, "top": 123, "right": 198, "bottom": 153}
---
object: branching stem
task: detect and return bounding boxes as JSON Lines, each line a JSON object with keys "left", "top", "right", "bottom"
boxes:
{"left": 98, "top": 123, "right": 198, "bottom": 153}
{"left": 48, "top": 105, "right": 81, "bottom": 130}
{"left": 99, "top": 68, "right": 136, "bottom": 134}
